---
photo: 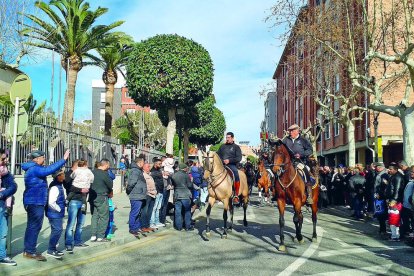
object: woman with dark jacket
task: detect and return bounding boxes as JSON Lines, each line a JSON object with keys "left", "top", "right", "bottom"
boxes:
{"left": 172, "top": 163, "right": 194, "bottom": 231}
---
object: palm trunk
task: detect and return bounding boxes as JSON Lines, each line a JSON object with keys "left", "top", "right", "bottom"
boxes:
{"left": 166, "top": 108, "right": 176, "bottom": 154}
{"left": 62, "top": 67, "right": 79, "bottom": 130}
{"left": 401, "top": 109, "right": 414, "bottom": 165}
{"left": 346, "top": 120, "right": 356, "bottom": 167}
{"left": 183, "top": 129, "right": 189, "bottom": 162}
{"left": 104, "top": 82, "right": 115, "bottom": 137}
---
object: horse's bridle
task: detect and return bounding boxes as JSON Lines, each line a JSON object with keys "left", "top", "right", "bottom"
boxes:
{"left": 272, "top": 146, "right": 297, "bottom": 190}
{"left": 203, "top": 152, "right": 227, "bottom": 188}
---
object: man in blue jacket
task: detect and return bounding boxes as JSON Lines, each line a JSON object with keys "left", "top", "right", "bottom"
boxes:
{"left": 22, "top": 149, "right": 69, "bottom": 261}
{"left": 0, "top": 149, "right": 17, "bottom": 266}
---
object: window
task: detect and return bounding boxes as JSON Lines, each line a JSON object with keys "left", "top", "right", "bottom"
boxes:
{"left": 99, "top": 109, "right": 105, "bottom": 123}
{"left": 334, "top": 99, "right": 340, "bottom": 136}
{"left": 125, "top": 91, "right": 130, "bottom": 98}
{"left": 126, "top": 109, "right": 136, "bottom": 114}
{"left": 100, "top": 92, "right": 106, "bottom": 103}
{"left": 335, "top": 74, "right": 340, "bottom": 93}
{"left": 325, "top": 122, "right": 331, "bottom": 140}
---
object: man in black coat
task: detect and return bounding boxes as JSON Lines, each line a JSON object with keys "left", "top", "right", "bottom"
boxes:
{"left": 172, "top": 163, "right": 193, "bottom": 231}
{"left": 365, "top": 163, "right": 377, "bottom": 216}
{"left": 217, "top": 132, "right": 242, "bottom": 204}
{"left": 349, "top": 168, "right": 366, "bottom": 219}
{"left": 374, "top": 162, "right": 389, "bottom": 236}
{"left": 282, "top": 124, "right": 314, "bottom": 204}
{"left": 387, "top": 164, "right": 404, "bottom": 205}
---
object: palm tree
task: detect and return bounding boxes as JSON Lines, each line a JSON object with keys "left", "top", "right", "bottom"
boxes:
{"left": 21, "top": 0, "right": 124, "bottom": 129}
{"left": 86, "top": 33, "right": 133, "bottom": 136}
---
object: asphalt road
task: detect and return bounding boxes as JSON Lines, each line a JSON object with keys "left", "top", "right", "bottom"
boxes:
{"left": 35, "top": 192, "right": 414, "bottom": 276}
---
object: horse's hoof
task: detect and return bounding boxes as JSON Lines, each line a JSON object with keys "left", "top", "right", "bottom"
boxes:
{"left": 293, "top": 237, "right": 304, "bottom": 244}
{"left": 206, "top": 232, "right": 211, "bottom": 237}
{"left": 227, "top": 228, "right": 233, "bottom": 232}
{"left": 299, "top": 238, "right": 305, "bottom": 244}
{"left": 222, "top": 234, "right": 228, "bottom": 239}
{"left": 312, "top": 237, "right": 317, "bottom": 243}
{"left": 244, "top": 221, "right": 248, "bottom": 227}
{"left": 278, "top": 245, "right": 286, "bottom": 252}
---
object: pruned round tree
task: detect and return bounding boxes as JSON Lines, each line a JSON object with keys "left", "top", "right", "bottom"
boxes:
{"left": 190, "top": 106, "right": 226, "bottom": 146}
{"left": 126, "top": 34, "right": 214, "bottom": 154}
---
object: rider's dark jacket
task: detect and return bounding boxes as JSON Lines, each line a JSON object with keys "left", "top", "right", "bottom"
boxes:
{"left": 282, "top": 134, "right": 313, "bottom": 162}
{"left": 217, "top": 142, "right": 242, "bottom": 165}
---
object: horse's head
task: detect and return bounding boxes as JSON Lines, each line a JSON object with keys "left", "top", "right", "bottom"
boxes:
{"left": 202, "top": 151, "right": 214, "bottom": 179}
{"left": 268, "top": 138, "right": 291, "bottom": 177}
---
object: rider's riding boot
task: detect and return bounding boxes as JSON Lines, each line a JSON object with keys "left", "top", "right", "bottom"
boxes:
{"left": 306, "top": 185, "right": 313, "bottom": 205}
{"left": 233, "top": 181, "right": 240, "bottom": 204}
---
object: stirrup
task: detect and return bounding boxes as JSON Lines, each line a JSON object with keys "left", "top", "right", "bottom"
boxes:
{"left": 232, "top": 196, "right": 240, "bottom": 204}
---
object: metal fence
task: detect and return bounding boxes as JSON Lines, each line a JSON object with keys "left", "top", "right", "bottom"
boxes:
{"left": 0, "top": 105, "right": 123, "bottom": 174}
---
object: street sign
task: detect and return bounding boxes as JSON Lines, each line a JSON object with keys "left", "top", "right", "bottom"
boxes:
{"left": 377, "top": 137, "right": 383, "bottom": 158}
{"left": 8, "top": 106, "right": 29, "bottom": 141}
{"left": 9, "top": 73, "right": 31, "bottom": 105}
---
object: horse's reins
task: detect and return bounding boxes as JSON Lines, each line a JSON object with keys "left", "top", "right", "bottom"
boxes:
{"left": 270, "top": 160, "right": 298, "bottom": 190}
{"left": 204, "top": 155, "right": 228, "bottom": 189}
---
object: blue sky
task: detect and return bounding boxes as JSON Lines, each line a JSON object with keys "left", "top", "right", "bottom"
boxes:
{"left": 20, "top": 0, "right": 281, "bottom": 146}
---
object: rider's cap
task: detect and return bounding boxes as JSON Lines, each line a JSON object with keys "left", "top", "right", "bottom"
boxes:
{"left": 287, "top": 124, "right": 300, "bottom": 131}
{"left": 29, "top": 150, "right": 46, "bottom": 159}
{"left": 178, "top": 163, "right": 188, "bottom": 170}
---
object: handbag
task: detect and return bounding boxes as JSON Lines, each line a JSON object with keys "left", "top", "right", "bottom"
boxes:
{"left": 374, "top": 199, "right": 386, "bottom": 215}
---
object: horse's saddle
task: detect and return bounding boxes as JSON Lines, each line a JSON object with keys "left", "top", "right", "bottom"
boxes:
{"left": 295, "top": 163, "right": 316, "bottom": 186}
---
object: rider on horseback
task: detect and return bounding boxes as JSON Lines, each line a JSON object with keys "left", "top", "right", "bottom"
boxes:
{"left": 217, "top": 132, "right": 242, "bottom": 204}
{"left": 282, "top": 124, "right": 314, "bottom": 204}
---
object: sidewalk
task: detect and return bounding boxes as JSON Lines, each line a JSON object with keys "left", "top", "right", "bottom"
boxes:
{"left": 0, "top": 192, "right": 173, "bottom": 275}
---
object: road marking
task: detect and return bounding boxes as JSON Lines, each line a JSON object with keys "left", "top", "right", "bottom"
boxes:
{"left": 277, "top": 226, "right": 326, "bottom": 276}
{"left": 27, "top": 234, "right": 170, "bottom": 275}
{"left": 310, "top": 264, "right": 392, "bottom": 275}
{"left": 331, "top": 237, "right": 350, "bottom": 247}
{"left": 318, "top": 247, "right": 369, "bottom": 258}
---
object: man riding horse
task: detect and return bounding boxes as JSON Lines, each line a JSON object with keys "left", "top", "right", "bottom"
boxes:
{"left": 282, "top": 124, "right": 314, "bottom": 204}
{"left": 217, "top": 132, "right": 242, "bottom": 204}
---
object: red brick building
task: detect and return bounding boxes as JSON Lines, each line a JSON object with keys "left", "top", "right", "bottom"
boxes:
{"left": 121, "top": 87, "right": 150, "bottom": 114}
{"left": 271, "top": 0, "right": 403, "bottom": 166}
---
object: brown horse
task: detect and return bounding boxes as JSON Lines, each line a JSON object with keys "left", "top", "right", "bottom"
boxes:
{"left": 202, "top": 151, "right": 249, "bottom": 238}
{"left": 270, "top": 139, "right": 319, "bottom": 252}
{"left": 257, "top": 159, "right": 272, "bottom": 204}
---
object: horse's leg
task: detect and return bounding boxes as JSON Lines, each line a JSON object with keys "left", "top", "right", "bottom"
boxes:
{"left": 278, "top": 198, "right": 286, "bottom": 252}
{"left": 293, "top": 198, "right": 304, "bottom": 243}
{"left": 228, "top": 199, "right": 234, "bottom": 232}
{"left": 206, "top": 196, "right": 216, "bottom": 237}
{"left": 222, "top": 198, "right": 229, "bottom": 238}
{"left": 242, "top": 194, "right": 248, "bottom": 227}
{"left": 311, "top": 200, "right": 318, "bottom": 242}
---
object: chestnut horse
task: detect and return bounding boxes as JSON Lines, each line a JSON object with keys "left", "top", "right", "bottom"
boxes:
{"left": 270, "top": 139, "right": 319, "bottom": 252}
{"left": 257, "top": 159, "right": 272, "bottom": 204}
{"left": 203, "top": 151, "right": 249, "bottom": 238}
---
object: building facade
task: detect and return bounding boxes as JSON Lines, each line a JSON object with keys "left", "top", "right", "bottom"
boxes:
{"left": 270, "top": 0, "right": 404, "bottom": 166}
{"left": 91, "top": 79, "right": 123, "bottom": 134}
{"left": 264, "top": 92, "right": 277, "bottom": 136}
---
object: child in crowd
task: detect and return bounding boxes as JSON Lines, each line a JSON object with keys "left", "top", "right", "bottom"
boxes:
{"left": 105, "top": 192, "right": 117, "bottom": 240}
{"left": 162, "top": 154, "right": 175, "bottom": 179}
{"left": 67, "top": 159, "right": 94, "bottom": 212}
{"left": 46, "top": 170, "right": 66, "bottom": 259}
{"left": 0, "top": 157, "right": 12, "bottom": 212}
{"left": 388, "top": 201, "right": 403, "bottom": 241}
